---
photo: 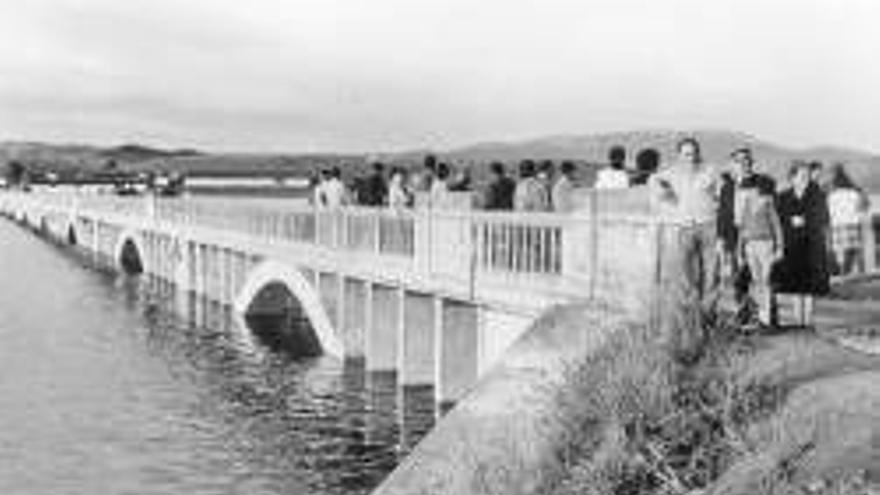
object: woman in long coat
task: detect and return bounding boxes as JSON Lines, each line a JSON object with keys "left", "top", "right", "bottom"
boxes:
{"left": 775, "top": 161, "right": 831, "bottom": 327}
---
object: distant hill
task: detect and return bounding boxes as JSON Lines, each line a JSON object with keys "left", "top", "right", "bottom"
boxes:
{"left": 0, "top": 141, "right": 202, "bottom": 172}
{"left": 424, "top": 129, "right": 880, "bottom": 192}
{"left": 100, "top": 144, "right": 201, "bottom": 163}
{"left": 2, "top": 130, "right": 879, "bottom": 191}
{"left": 0, "top": 140, "right": 367, "bottom": 179}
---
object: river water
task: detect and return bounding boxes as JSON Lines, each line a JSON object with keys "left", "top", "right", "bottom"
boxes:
{"left": 0, "top": 218, "right": 435, "bottom": 495}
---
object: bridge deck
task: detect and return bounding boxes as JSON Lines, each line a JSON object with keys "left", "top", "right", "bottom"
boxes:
{"left": 813, "top": 276, "right": 880, "bottom": 355}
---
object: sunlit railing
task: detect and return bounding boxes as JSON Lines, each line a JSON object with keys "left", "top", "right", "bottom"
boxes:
{"left": 470, "top": 211, "right": 564, "bottom": 274}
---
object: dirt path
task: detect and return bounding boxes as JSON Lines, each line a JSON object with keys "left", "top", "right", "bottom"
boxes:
{"left": 815, "top": 276, "right": 880, "bottom": 355}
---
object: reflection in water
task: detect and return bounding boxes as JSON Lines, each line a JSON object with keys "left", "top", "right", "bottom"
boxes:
{"left": 141, "top": 281, "right": 439, "bottom": 494}
{"left": 0, "top": 220, "right": 437, "bottom": 495}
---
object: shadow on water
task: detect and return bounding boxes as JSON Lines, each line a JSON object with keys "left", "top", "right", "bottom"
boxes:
{"left": 101, "top": 267, "right": 438, "bottom": 494}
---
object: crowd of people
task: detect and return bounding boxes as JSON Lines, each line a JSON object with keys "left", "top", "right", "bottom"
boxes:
{"left": 310, "top": 140, "right": 872, "bottom": 331}
{"left": 311, "top": 147, "right": 658, "bottom": 213}
{"left": 652, "top": 138, "right": 871, "bottom": 332}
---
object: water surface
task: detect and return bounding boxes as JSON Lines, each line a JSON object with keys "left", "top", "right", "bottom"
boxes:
{"left": 0, "top": 219, "right": 433, "bottom": 495}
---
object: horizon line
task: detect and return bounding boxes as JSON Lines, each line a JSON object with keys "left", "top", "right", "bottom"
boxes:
{"left": 2, "top": 127, "right": 879, "bottom": 159}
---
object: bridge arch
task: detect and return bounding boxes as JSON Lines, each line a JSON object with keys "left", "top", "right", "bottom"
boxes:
{"left": 65, "top": 222, "right": 78, "bottom": 245}
{"left": 234, "top": 260, "right": 344, "bottom": 359}
{"left": 114, "top": 231, "right": 146, "bottom": 275}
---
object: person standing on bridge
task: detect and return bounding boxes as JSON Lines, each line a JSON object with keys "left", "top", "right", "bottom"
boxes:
{"left": 595, "top": 145, "right": 630, "bottom": 190}
{"left": 361, "top": 162, "right": 388, "bottom": 207}
{"left": 314, "top": 167, "right": 347, "bottom": 208}
{"left": 514, "top": 160, "right": 550, "bottom": 212}
{"left": 325, "top": 167, "right": 347, "bottom": 208}
{"left": 429, "top": 162, "right": 452, "bottom": 209}
{"left": 313, "top": 168, "right": 330, "bottom": 206}
{"left": 387, "top": 166, "right": 413, "bottom": 209}
{"left": 827, "top": 163, "right": 870, "bottom": 276}
{"left": 774, "top": 161, "right": 831, "bottom": 328}
{"left": 483, "top": 162, "right": 516, "bottom": 210}
{"left": 651, "top": 137, "right": 723, "bottom": 353}
{"left": 732, "top": 147, "right": 783, "bottom": 330}
{"left": 551, "top": 161, "right": 577, "bottom": 213}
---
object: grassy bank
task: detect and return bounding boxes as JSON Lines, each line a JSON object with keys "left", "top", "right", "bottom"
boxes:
{"left": 534, "top": 315, "right": 879, "bottom": 495}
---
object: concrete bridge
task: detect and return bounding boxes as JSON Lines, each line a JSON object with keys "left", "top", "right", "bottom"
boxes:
{"left": 1, "top": 188, "right": 877, "bottom": 409}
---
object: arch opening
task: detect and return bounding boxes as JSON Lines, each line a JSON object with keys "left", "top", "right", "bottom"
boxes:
{"left": 234, "top": 260, "right": 343, "bottom": 359}
{"left": 119, "top": 238, "right": 144, "bottom": 275}
{"left": 245, "top": 282, "right": 323, "bottom": 357}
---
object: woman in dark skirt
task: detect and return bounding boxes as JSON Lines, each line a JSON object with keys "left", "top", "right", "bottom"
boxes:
{"left": 774, "top": 161, "right": 831, "bottom": 327}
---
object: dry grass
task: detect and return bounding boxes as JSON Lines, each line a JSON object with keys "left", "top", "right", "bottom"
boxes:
{"left": 532, "top": 314, "right": 879, "bottom": 495}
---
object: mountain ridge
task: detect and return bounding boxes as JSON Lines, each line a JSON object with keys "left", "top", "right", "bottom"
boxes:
{"left": 2, "top": 129, "right": 878, "bottom": 190}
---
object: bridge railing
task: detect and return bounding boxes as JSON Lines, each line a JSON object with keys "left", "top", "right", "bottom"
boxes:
{"left": 78, "top": 193, "right": 151, "bottom": 218}
{"left": 4, "top": 189, "right": 878, "bottom": 311}
{"left": 154, "top": 198, "right": 417, "bottom": 258}
{"left": 467, "top": 211, "right": 564, "bottom": 275}
{"left": 131, "top": 194, "right": 661, "bottom": 303}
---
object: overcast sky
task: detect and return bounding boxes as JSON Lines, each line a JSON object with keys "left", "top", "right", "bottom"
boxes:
{"left": 0, "top": 0, "right": 877, "bottom": 153}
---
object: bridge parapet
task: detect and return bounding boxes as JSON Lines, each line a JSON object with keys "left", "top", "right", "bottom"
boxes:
{"left": 149, "top": 196, "right": 676, "bottom": 312}
{"left": 5, "top": 189, "right": 879, "bottom": 309}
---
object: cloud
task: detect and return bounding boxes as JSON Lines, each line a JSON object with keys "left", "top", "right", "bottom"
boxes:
{"left": 0, "top": 0, "right": 878, "bottom": 153}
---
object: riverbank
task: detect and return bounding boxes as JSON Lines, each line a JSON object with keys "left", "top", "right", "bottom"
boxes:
{"left": 370, "top": 289, "right": 879, "bottom": 495}
{"left": 535, "top": 275, "right": 880, "bottom": 494}
{"left": 539, "top": 321, "right": 878, "bottom": 494}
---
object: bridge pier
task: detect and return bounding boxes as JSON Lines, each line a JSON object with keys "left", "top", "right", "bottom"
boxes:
{"left": 401, "top": 291, "right": 436, "bottom": 387}
{"left": 201, "top": 244, "right": 211, "bottom": 299}
{"left": 318, "top": 272, "right": 341, "bottom": 330}
{"left": 437, "top": 300, "right": 479, "bottom": 406}
{"left": 342, "top": 277, "right": 368, "bottom": 358}
{"left": 221, "top": 247, "right": 233, "bottom": 306}
{"left": 366, "top": 284, "right": 402, "bottom": 372}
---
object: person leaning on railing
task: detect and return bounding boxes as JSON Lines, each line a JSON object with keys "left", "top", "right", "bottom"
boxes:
{"left": 551, "top": 161, "right": 576, "bottom": 213}
{"left": 429, "top": 162, "right": 452, "bottom": 209}
{"left": 387, "top": 166, "right": 413, "bottom": 209}
{"left": 483, "top": 162, "right": 516, "bottom": 210}
{"left": 514, "top": 160, "right": 551, "bottom": 212}
{"left": 366, "top": 162, "right": 390, "bottom": 207}
{"left": 313, "top": 167, "right": 347, "bottom": 208}
{"left": 595, "top": 145, "right": 630, "bottom": 190}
